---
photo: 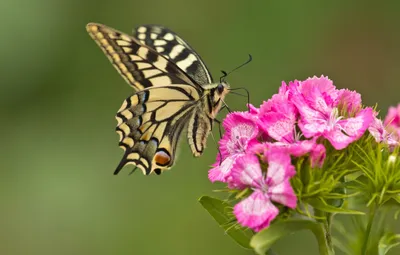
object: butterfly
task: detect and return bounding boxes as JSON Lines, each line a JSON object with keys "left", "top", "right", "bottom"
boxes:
{"left": 86, "top": 23, "right": 231, "bottom": 175}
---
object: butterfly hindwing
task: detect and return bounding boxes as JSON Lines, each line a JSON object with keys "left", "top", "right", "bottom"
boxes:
{"left": 133, "top": 25, "right": 213, "bottom": 85}
{"left": 115, "top": 85, "right": 201, "bottom": 175}
{"left": 86, "top": 23, "right": 195, "bottom": 91}
{"left": 187, "top": 110, "right": 212, "bottom": 157}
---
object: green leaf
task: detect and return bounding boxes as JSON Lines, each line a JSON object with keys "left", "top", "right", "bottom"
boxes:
{"left": 198, "top": 196, "right": 252, "bottom": 249}
{"left": 309, "top": 198, "right": 364, "bottom": 215}
{"left": 327, "top": 185, "right": 346, "bottom": 208}
{"left": 379, "top": 232, "right": 400, "bottom": 255}
{"left": 250, "top": 219, "right": 334, "bottom": 255}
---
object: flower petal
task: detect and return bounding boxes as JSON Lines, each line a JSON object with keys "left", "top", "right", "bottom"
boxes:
{"left": 286, "top": 140, "right": 316, "bottom": 157}
{"left": 229, "top": 154, "right": 263, "bottom": 189}
{"left": 298, "top": 76, "right": 338, "bottom": 111}
{"left": 341, "top": 108, "right": 373, "bottom": 137}
{"left": 310, "top": 144, "right": 326, "bottom": 168}
{"left": 369, "top": 115, "right": 385, "bottom": 142}
{"left": 258, "top": 114, "right": 293, "bottom": 142}
{"left": 234, "top": 190, "right": 279, "bottom": 231}
{"left": 370, "top": 114, "right": 399, "bottom": 148}
{"left": 247, "top": 103, "right": 260, "bottom": 116}
{"left": 384, "top": 104, "right": 400, "bottom": 128}
{"left": 325, "top": 128, "right": 355, "bottom": 150}
{"left": 265, "top": 150, "right": 296, "bottom": 187}
{"left": 208, "top": 154, "right": 241, "bottom": 183}
{"left": 326, "top": 107, "right": 373, "bottom": 150}
{"left": 268, "top": 179, "right": 297, "bottom": 208}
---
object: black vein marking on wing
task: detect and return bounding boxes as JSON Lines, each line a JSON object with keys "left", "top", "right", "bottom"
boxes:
{"left": 86, "top": 23, "right": 198, "bottom": 91}
{"left": 134, "top": 25, "right": 213, "bottom": 85}
{"left": 192, "top": 114, "right": 201, "bottom": 154}
{"left": 114, "top": 85, "right": 199, "bottom": 175}
{"left": 187, "top": 109, "right": 213, "bottom": 157}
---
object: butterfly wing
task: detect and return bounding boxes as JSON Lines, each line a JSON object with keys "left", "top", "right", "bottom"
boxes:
{"left": 133, "top": 25, "right": 213, "bottom": 85}
{"left": 115, "top": 84, "right": 201, "bottom": 175}
{"left": 86, "top": 23, "right": 196, "bottom": 91}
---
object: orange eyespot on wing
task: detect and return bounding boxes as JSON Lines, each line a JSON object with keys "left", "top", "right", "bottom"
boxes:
{"left": 154, "top": 149, "right": 171, "bottom": 166}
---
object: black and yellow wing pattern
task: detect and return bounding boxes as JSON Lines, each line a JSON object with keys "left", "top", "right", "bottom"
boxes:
{"left": 133, "top": 25, "right": 213, "bottom": 85}
{"left": 86, "top": 23, "right": 229, "bottom": 175}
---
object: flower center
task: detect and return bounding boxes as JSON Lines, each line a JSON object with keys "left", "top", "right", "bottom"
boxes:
{"left": 227, "top": 123, "right": 255, "bottom": 154}
{"left": 326, "top": 108, "right": 343, "bottom": 131}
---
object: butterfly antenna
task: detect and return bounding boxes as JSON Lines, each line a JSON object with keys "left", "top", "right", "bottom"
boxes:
{"left": 229, "top": 87, "right": 250, "bottom": 111}
{"left": 220, "top": 70, "right": 228, "bottom": 83}
{"left": 229, "top": 91, "right": 247, "bottom": 97}
{"left": 219, "top": 54, "right": 252, "bottom": 82}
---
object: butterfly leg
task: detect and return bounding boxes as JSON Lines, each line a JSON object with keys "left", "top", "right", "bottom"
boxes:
{"left": 212, "top": 119, "right": 224, "bottom": 165}
{"left": 214, "top": 118, "right": 223, "bottom": 139}
{"left": 210, "top": 131, "right": 223, "bottom": 166}
{"left": 222, "top": 104, "right": 232, "bottom": 113}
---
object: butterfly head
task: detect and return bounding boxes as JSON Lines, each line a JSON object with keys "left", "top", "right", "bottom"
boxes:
{"left": 216, "top": 82, "right": 230, "bottom": 96}
{"left": 207, "top": 82, "right": 230, "bottom": 118}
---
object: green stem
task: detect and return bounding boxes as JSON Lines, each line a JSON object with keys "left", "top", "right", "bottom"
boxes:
{"left": 361, "top": 203, "right": 377, "bottom": 254}
{"left": 314, "top": 210, "right": 335, "bottom": 255}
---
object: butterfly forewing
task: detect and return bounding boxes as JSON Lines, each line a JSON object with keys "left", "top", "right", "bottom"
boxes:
{"left": 86, "top": 23, "right": 195, "bottom": 91}
{"left": 133, "top": 25, "right": 213, "bottom": 85}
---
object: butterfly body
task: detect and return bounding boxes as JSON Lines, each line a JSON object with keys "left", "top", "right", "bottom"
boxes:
{"left": 86, "top": 23, "right": 229, "bottom": 175}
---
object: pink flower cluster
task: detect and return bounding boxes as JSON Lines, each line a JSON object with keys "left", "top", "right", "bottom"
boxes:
{"left": 209, "top": 75, "right": 377, "bottom": 232}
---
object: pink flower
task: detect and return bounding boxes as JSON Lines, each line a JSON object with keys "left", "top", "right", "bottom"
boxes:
{"left": 384, "top": 104, "right": 400, "bottom": 143}
{"left": 289, "top": 76, "right": 374, "bottom": 150}
{"left": 231, "top": 152, "right": 297, "bottom": 232}
{"left": 369, "top": 111, "right": 399, "bottom": 147}
{"left": 257, "top": 82, "right": 297, "bottom": 141}
{"left": 384, "top": 104, "right": 400, "bottom": 128}
{"left": 208, "top": 112, "right": 259, "bottom": 183}
{"left": 255, "top": 81, "right": 327, "bottom": 167}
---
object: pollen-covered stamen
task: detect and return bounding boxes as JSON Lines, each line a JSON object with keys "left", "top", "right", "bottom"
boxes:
{"left": 293, "top": 129, "right": 303, "bottom": 142}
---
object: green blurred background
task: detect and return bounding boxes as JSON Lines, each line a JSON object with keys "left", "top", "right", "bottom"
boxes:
{"left": 2, "top": 0, "right": 400, "bottom": 254}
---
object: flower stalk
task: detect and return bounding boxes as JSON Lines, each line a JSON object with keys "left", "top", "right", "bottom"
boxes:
{"left": 315, "top": 210, "right": 335, "bottom": 255}
{"left": 362, "top": 202, "right": 377, "bottom": 254}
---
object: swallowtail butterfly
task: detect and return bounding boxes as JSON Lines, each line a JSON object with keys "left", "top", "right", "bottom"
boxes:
{"left": 86, "top": 23, "right": 230, "bottom": 175}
